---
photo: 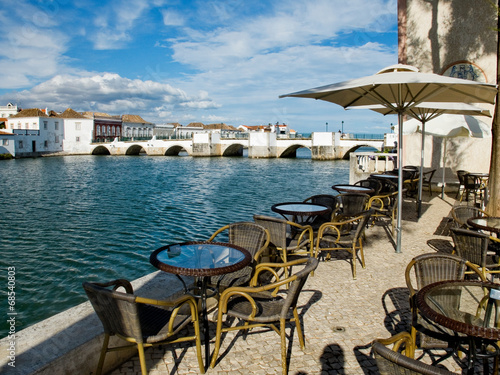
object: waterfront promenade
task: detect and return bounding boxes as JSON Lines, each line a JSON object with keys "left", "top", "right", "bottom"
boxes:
{"left": 110, "top": 194, "right": 467, "bottom": 375}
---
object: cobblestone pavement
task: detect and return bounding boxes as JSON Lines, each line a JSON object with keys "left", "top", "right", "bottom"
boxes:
{"left": 109, "top": 194, "right": 477, "bottom": 375}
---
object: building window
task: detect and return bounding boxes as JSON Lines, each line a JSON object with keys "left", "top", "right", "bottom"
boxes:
{"left": 76, "top": 136, "right": 80, "bottom": 142}
{"left": 19, "top": 140, "right": 23, "bottom": 149}
{"left": 44, "top": 121, "right": 48, "bottom": 129}
{"left": 55, "top": 136, "right": 59, "bottom": 143}
{"left": 55, "top": 122, "right": 59, "bottom": 130}
{"left": 44, "top": 140, "right": 48, "bottom": 148}
{"left": 96, "top": 125, "right": 101, "bottom": 136}
{"left": 2, "top": 139, "right": 8, "bottom": 146}
{"left": 75, "top": 122, "right": 81, "bottom": 130}
{"left": 25, "top": 122, "right": 28, "bottom": 129}
{"left": 116, "top": 128, "right": 120, "bottom": 136}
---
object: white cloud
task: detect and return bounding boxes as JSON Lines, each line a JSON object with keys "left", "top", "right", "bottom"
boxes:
{"left": 1, "top": 73, "right": 220, "bottom": 124}
{"left": 161, "top": 9, "right": 185, "bottom": 26}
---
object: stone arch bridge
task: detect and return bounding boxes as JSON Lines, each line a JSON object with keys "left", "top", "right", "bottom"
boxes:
{"left": 91, "top": 132, "right": 385, "bottom": 160}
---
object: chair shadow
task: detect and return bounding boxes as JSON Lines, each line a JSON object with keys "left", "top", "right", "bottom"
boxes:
{"left": 209, "top": 289, "right": 322, "bottom": 369}
{"left": 427, "top": 238, "right": 454, "bottom": 254}
{"left": 381, "top": 287, "right": 412, "bottom": 336}
{"left": 353, "top": 342, "right": 379, "bottom": 375}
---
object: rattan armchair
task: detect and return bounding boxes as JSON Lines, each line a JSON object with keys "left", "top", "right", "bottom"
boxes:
{"left": 315, "top": 210, "right": 372, "bottom": 279}
{"left": 422, "top": 169, "right": 436, "bottom": 196}
{"left": 405, "top": 253, "right": 486, "bottom": 357}
{"left": 450, "top": 205, "right": 488, "bottom": 229}
{"left": 332, "top": 192, "right": 370, "bottom": 220}
{"left": 367, "top": 191, "right": 398, "bottom": 236}
{"left": 373, "top": 332, "right": 458, "bottom": 375}
{"left": 253, "top": 215, "right": 313, "bottom": 278}
{"left": 207, "top": 222, "right": 270, "bottom": 288}
{"left": 209, "top": 257, "right": 319, "bottom": 375}
{"left": 354, "top": 178, "right": 383, "bottom": 196}
{"left": 450, "top": 227, "right": 500, "bottom": 281}
{"left": 455, "top": 170, "right": 469, "bottom": 199}
{"left": 460, "top": 173, "right": 485, "bottom": 204}
{"left": 302, "top": 194, "right": 338, "bottom": 230}
{"left": 83, "top": 279, "right": 204, "bottom": 375}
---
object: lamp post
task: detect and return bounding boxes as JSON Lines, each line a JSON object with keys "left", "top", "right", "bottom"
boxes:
{"left": 326, "top": 122, "right": 328, "bottom": 132}
{"left": 341, "top": 120, "right": 344, "bottom": 137}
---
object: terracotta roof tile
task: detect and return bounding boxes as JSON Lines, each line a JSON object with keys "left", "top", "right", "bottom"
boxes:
{"left": 10, "top": 108, "right": 48, "bottom": 118}
{"left": 59, "top": 108, "right": 86, "bottom": 119}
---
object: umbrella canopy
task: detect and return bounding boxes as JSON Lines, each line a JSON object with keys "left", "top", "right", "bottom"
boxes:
{"left": 403, "top": 114, "right": 492, "bottom": 202}
{"left": 359, "top": 102, "right": 491, "bottom": 217}
{"left": 280, "top": 64, "right": 497, "bottom": 254}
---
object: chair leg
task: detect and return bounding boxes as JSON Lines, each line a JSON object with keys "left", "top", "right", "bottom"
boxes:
{"left": 95, "top": 333, "right": 110, "bottom": 375}
{"left": 293, "top": 309, "right": 305, "bottom": 350}
{"left": 210, "top": 310, "right": 224, "bottom": 369}
{"left": 352, "top": 249, "right": 357, "bottom": 280}
{"left": 280, "top": 319, "right": 288, "bottom": 375}
{"left": 193, "top": 318, "right": 205, "bottom": 373}
{"left": 137, "top": 343, "right": 148, "bottom": 375}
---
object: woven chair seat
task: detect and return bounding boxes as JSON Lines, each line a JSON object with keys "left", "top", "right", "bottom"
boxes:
{"left": 226, "top": 291, "right": 286, "bottom": 322}
{"left": 138, "top": 304, "right": 192, "bottom": 343}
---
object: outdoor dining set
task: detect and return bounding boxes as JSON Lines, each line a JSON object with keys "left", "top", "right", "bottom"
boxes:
{"left": 81, "top": 166, "right": 500, "bottom": 375}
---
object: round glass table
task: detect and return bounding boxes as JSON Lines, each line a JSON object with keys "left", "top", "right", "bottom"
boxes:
{"left": 150, "top": 241, "right": 251, "bottom": 369}
{"left": 331, "top": 184, "right": 374, "bottom": 195}
{"left": 468, "top": 217, "right": 500, "bottom": 235}
{"left": 416, "top": 280, "right": 500, "bottom": 374}
{"left": 271, "top": 202, "right": 331, "bottom": 225}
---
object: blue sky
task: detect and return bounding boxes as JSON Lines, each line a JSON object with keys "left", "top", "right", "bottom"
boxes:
{"left": 0, "top": 0, "right": 398, "bottom": 133}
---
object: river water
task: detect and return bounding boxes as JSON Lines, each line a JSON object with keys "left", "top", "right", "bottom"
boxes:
{"left": 0, "top": 151, "right": 349, "bottom": 337}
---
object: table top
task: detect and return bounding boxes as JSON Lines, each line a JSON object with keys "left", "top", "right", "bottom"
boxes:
{"left": 416, "top": 280, "right": 500, "bottom": 341}
{"left": 331, "top": 184, "right": 374, "bottom": 194}
{"left": 370, "top": 173, "right": 399, "bottom": 179}
{"left": 467, "top": 216, "right": 500, "bottom": 234}
{"left": 271, "top": 202, "right": 331, "bottom": 216}
{"left": 468, "top": 172, "right": 489, "bottom": 178}
{"left": 150, "top": 241, "right": 252, "bottom": 277}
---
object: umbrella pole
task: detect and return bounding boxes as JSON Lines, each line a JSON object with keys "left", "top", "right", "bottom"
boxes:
{"left": 396, "top": 111, "right": 403, "bottom": 253}
{"left": 441, "top": 140, "right": 447, "bottom": 199}
{"left": 417, "top": 121, "right": 426, "bottom": 218}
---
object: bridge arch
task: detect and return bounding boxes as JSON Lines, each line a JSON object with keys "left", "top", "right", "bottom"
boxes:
{"left": 342, "top": 145, "right": 379, "bottom": 160}
{"left": 278, "top": 145, "right": 311, "bottom": 158}
{"left": 165, "top": 145, "right": 189, "bottom": 156}
{"left": 126, "top": 144, "right": 146, "bottom": 155}
{"left": 222, "top": 143, "right": 244, "bottom": 156}
{"left": 91, "top": 145, "right": 111, "bottom": 155}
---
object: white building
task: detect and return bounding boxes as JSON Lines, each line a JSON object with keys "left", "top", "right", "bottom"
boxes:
{"left": 122, "top": 114, "right": 154, "bottom": 139}
{"left": 0, "top": 130, "right": 15, "bottom": 157}
{"left": 59, "top": 108, "right": 94, "bottom": 154}
{"left": 7, "top": 108, "right": 64, "bottom": 157}
{"left": 0, "top": 103, "right": 19, "bottom": 118}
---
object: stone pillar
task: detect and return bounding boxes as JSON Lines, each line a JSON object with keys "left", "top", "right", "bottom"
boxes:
{"left": 311, "top": 132, "right": 335, "bottom": 160}
{"left": 248, "top": 132, "right": 276, "bottom": 158}
{"left": 192, "top": 133, "right": 212, "bottom": 156}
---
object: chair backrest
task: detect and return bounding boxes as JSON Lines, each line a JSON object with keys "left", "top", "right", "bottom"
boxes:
{"left": 372, "top": 342, "right": 457, "bottom": 375}
{"left": 422, "top": 169, "right": 436, "bottom": 183}
{"left": 303, "top": 194, "right": 338, "bottom": 222}
{"left": 209, "top": 222, "right": 270, "bottom": 260}
{"left": 463, "top": 173, "right": 480, "bottom": 189}
{"left": 450, "top": 227, "right": 490, "bottom": 267}
{"left": 83, "top": 280, "right": 143, "bottom": 342}
{"left": 405, "top": 253, "right": 468, "bottom": 298}
{"left": 450, "top": 206, "right": 487, "bottom": 228}
{"left": 456, "top": 170, "right": 468, "bottom": 185}
{"left": 335, "top": 193, "right": 369, "bottom": 218}
{"left": 280, "top": 257, "right": 319, "bottom": 318}
{"left": 354, "top": 179, "right": 382, "bottom": 195}
{"left": 253, "top": 215, "right": 288, "bottom": 250}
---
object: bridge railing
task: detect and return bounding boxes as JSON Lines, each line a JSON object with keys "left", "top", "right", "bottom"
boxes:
{"left": 349, "top": 152, "right": 397, "bottom": 184}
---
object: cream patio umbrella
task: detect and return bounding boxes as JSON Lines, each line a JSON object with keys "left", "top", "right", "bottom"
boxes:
{"left": 279, "top": 64, "right": 497, "bottom": 253}
{"left": 402, "top": 114, "right": 492, "bottom": 201}
{"left": 365, "top": 102, "right": 491, "bottom": 218}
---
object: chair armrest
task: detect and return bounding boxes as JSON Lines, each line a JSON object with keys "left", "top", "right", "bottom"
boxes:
{"left": 93, "top": 279, "right": 134, "bottom": 294}
{"left": 250, "top": 258, "right": 310, "bottom": 289}
{"left": 374, "top": 331, "right": 415, "bottom": 358}
{"left": 135, "top": 294, "right": 200, "bottom": 324}
{"left": 207, "top": 225, "right": 230, "bottom": 242}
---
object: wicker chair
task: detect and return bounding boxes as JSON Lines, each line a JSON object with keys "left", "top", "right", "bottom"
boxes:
{"left": 367, "top": 191, "right": 398, "bottom": 236}
{"left": 373, "top": 332, "right": 458, "bottom": 375}
{"left": 405, "top": 253, "right": 486, "bottom": 359}
{"left": 354, "top": 178, "right": 383, "bottom": 196}
{"left": 207, "top": 222, "right": 270, "bottom": 288}
{"left": 422, "top": 169, "right": 436, "bottom": 196}
{"left": 450, "top": 227, "right": 500, "bottom": 281}
{"left": 253, "top": 215, "right": 313, "bottom": 278}
{"left": 455, "top": 170, "right": 469, "bottom": 199}
{"left": 302, "top": 194, "right": 338, "bottom": 230}
{"left": 83, "top": 279, "right": 204, "bottom": 375}
{"left": 450, "top": 206, "right": 488, "bottom": 229}
{"left": 460, "top": 173, "right": 485, "bottom": 204}
{"left": 332, "top": 193, "right": 370, "bottom": 220}
{"left": 315, "top": 210, "right": 372, "bottom": 279}
{"left": 209, "top": 257, "right": 319, "bottom": 375}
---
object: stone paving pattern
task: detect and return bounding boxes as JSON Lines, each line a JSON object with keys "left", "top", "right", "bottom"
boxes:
{"left": 109, "top": 194, "right": 477, "bottom": 375}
